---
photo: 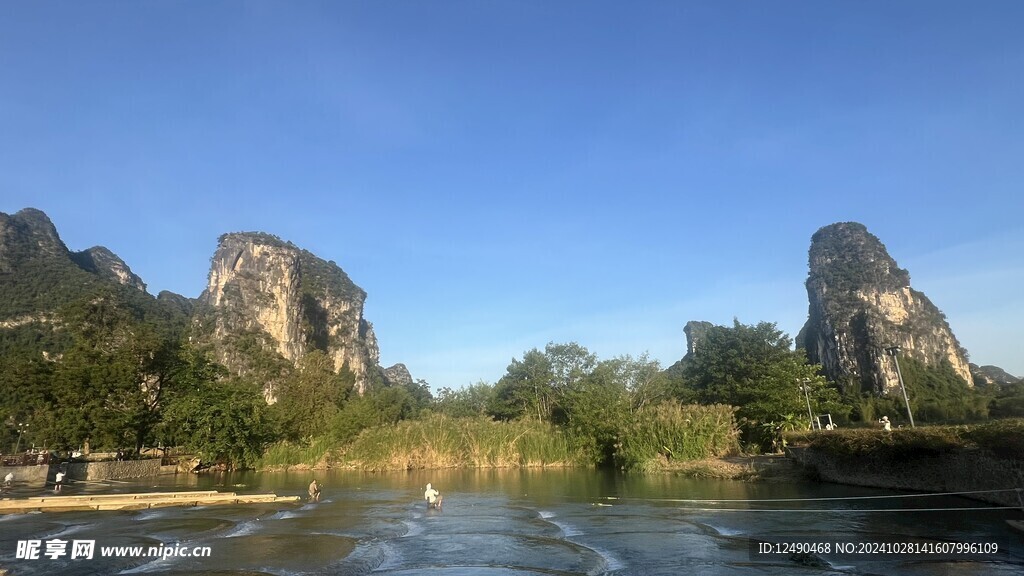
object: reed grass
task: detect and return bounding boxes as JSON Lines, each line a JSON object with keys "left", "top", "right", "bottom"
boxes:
{"left": 336, "top": 414, "right": 584, "bottom": 471}
{"left": 257, "top": 436, "right": 335, "bottom": 469}
{"left": 617, "top": 403, "right": 740, "bottom": 471}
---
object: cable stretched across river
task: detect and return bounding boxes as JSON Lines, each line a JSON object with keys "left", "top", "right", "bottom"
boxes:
{"left": 602, "top": 487, "right": 1022, "bottom": 504}
{"left": 672, "top": 505, "right": 1022, "bottom": 513}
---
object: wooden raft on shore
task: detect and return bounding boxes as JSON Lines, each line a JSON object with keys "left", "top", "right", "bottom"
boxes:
{"left": 0, "top": 490, "right": 301, "bottom": 513}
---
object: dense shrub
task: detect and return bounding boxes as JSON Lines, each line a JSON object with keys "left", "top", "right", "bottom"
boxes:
{"left": 616, "top": 403, "right": 739, "bottom": 471}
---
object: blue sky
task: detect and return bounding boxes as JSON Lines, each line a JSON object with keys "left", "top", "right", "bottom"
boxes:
{"left": 2, "top": 1, "right": 1022, "bottom": 387}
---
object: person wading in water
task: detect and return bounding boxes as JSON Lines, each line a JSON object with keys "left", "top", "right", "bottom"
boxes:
{"left": 424, "top": 483, "right": 442, "bottom": 509}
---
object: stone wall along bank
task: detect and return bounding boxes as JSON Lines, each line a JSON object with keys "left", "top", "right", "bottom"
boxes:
{"left": 0, "top": 464, "right": 50, "bottom": 488}
{"left": 66, "top": 459, "right": 164, "bottom": 481}
{"left": 789, "top": 446, "right": 1024, "bottom": 507}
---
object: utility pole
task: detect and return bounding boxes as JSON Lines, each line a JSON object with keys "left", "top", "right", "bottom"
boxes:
{"left": 13, "top": 422, "right": 28, "bottom": 454}
{"left": 885, "top": 346, "right": 915, "bottom": 428}
{"left": 799, "top": 378, "right": 815, "bottom": 430}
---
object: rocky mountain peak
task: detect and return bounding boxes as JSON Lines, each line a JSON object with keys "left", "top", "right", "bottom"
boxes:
{"left": 381, "top": 363, "right": 414, "bottom": 388}
{"left": 0, "top": 208, "right": 68, "bottom": 270}
{"left": 70, "top": 246, "right": 147, "bottom": 292}
{"left": 196, "top": 231, "right": 380, "bottom": 396}
{"left": 970, "top": 364, "right": 1021, "bottom": 388}
{"left": 683, "top": 321, "right": 714, "bottom": 358}
{"left": 799, "top": 222, "right": 972, "bottom": 394}
{"left": 808, "top": 222, "right": 910, "bottom": 294}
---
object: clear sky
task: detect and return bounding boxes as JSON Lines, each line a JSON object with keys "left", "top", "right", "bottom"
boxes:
{"left": 2, "top": 2, "right": 1022, "bottom": 387}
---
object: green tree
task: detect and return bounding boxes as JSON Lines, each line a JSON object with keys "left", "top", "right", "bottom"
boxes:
{"left": 163, "top": 376, "right": 273, "bottom": 468}
{"left": 0, "top": 357, "right": 54, "bottom": 451}
{"left": 612, "top": 354, "right": 671, "bottom": 414}
{"left": 489, "top": 342, "right": 597, "bottom": 423}
{"left": 273, "top": 351, "right": 353, "bottom": 440}
{"left": 990, "top": 381, "right": 1024, "bottom": 418}
{"left": 434, "top": 381, "right": 495, "bottom": 418}
{"left": 42, "top": 294, "right": 179, "bottom": 452}
{"left": 489, "top": 348, "right": 554, "bottom": 421}
{"left": 329, "top": 382, "right": 426, "bottom": 443}
{"left": 403, "top": 378, "right": 434, "bottom": 416}
{"left": 561, "top": 358, "right": 629, "bottom": 464}
{"left": 682, "top": 320, "right": 848, "bottom": 449}
{"left": 155, "top": 346, "right": 227, "bottom": 449}
{"left": 545, "top": 342, "right": 597, "bottom": 423}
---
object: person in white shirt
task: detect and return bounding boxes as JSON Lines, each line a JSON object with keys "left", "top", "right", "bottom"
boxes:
{"left": 424, "top": 483, "right": 442, "bottom": 509}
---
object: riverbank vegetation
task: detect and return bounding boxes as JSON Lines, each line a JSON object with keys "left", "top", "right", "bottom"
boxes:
{"left": 338, "top": 415, "right": 579, "bottom": 470}
{"left": 249, "top": 323, "right": 823, "bottom": 471}
{"left": 785, "top": 418, "right": 1024, "bottom": 460}
{"left": 616, "top": 403, "right": 738, "bottom": 471}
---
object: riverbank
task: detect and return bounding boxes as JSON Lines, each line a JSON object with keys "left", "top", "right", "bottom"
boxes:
{"left": 658, "top": 455, "right": 807, "bottom": 482}
{"left": 784, "top": 419, "right": 1024, "bottom": 505}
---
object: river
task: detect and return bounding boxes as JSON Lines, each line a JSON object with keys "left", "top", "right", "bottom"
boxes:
{"left": 1, "top": 468, "right": 1021, "bottom": 575}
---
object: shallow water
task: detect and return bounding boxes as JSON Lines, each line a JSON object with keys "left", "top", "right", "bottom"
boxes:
{"left": 1, "top": 468, "right": 1021, "bottom": 575}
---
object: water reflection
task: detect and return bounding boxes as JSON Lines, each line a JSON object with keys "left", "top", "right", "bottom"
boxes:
{"left": 0, "top": 468, "right": 1021, "bottom": 575}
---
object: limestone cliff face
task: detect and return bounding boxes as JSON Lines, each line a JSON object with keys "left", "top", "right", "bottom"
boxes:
{"left": 970, "top": 364, "right": 1020, "bottom": 388}
{"left": 683, "top": 321, "right": 714, "bottom": 358}
{"left": 71, "top": 246, "right": 147, "bottom": 291}
{"left": 381, "top": 363, "right": 414, "bottom": 388}
{"left": 196, "top": 232, "right": 381, "bottom": 396}
{"left": 798, "top": 222, "right": 972, "bottom": 394}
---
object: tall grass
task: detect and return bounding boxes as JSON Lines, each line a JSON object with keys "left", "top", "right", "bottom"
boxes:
{"left": 337, "top": 414, "right": 583, "bottom": 471}
{"left": 257, "top": 436, "right": 335, "bottom": 469}
{"left": 617, "top": 403, "right": 739, "bottom": 471}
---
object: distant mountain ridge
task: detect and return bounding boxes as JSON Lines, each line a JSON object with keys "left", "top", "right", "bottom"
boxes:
{"left": 0, "top": 208, "right": 407, "bottom": 403}
{"left": 970, "top": 363, "right": 1021, "bottom": 388}
{"left": 70, "top": 246, "right": 147, "bottom": 292}
{"left": 4, "top": 209, "right": 1018, "bottom": 417}
{"left": 0, "top": 208, "right": 178, "bottom": 320}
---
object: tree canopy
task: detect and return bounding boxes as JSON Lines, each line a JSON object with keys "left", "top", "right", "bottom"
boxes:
{"left": 679, "top": 320, "right": 849, "bottom": 447}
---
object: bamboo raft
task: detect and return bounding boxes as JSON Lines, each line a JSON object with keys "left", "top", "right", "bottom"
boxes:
{"left": 0, "top": 490, "right": 301, "bottom": 513}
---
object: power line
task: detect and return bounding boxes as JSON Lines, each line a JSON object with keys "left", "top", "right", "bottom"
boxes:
{"left": 675, "top": 506, "right": 1021, "bottom": 513}
{"left": 603, "top": 488, "right": 1021, "bottom": 504}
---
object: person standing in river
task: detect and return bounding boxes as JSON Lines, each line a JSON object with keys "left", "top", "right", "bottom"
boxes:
{"left": 308, "top": 479, "right": 321, "bottom": 502}
{"left": 424, "top": 483, "right": 442, "bottom": 509}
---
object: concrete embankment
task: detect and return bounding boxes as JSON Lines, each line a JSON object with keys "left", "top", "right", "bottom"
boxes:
{"left": 66, "top": 458, "right": 165, "bottom": 481}
{"left": 3, "top": 457, "right": 179, "bottom": 491}
{"left": 787, "top": 445, "right": 1023, "bottom": 506}
{"left": 0, "top": 464, "right": 50, "bottom": 488}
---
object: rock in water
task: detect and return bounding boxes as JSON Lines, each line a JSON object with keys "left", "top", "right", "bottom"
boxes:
{"left": 797, "top": 222, "right": 972, "bottom": 394}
